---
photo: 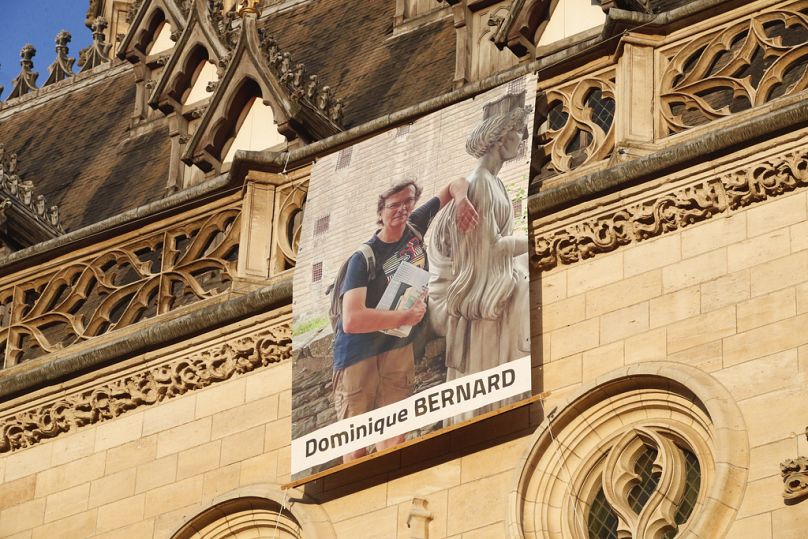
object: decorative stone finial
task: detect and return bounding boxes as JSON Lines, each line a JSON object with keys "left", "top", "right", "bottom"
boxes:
{"left": 44, "top": 31, "right": 76, "bottom": 86}
{"left": 8, "top": 44, "right": 39, "bottom": 99}
{"left": 237, "top": 0, "right": 261, "bottom": 17}
{"left": 78, "top": 17, "right": 111, "bottom": 73}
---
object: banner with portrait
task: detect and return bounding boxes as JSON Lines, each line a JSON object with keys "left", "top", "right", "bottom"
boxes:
{"left": 291, "top": 75, "right": 538, "bottom": 481}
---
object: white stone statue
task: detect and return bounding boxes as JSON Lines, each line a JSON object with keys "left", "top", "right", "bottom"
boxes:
{"left": 426, "top": 107, "right": 531, "bottom": 423}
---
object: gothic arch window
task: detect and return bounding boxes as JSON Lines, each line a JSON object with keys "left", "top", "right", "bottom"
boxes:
{"left": 213, "top": 79, "right": 286, "bottom": 167}
{"left": 169, "top": 45, "right": 211, "bottom": 106}
{"left": 184, "top": 59, "right": 218, "bottom": 106}
{"left": 509, "top": 364, "right": 749, "bottom": 539}
{"left": 222, "top": 96, "right": 285, "bottom": 164}
{"left": 147, "top": 19, "right": 175, "bottom": 56}
{"left": 172, "top": 497, "right": 302, "bottom": 539}
{"left": 536, "top": 0, "right": 606, "bottom": 48}
{"left": 135, "top": 8, "right": 170, "bottom": 57}
{"left": 169, "top": 486, "right": 336, "bottom": 539}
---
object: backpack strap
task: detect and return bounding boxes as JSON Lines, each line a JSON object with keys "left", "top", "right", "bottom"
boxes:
{"left": 357, "top": 243, "right": 376, "bottom": 282}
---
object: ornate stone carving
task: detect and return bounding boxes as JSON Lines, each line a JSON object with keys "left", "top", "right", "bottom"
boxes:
{"left": 0, "top": 203, "right": 240, "bottom": 367}
{"left": 78, "top": 17, "right": 112, "bottom": 72}
{"left": 534, "top": 147, "right": 808, "bottom": 270}
{"left": 272, "top": 178, "right": 306, "bottom": 272}
{"left": 257, "top": 31, "right": 345, "bottom": 126}
{"left": 601, "top": 428, "right": 690, "bottom": 539}
{"left": 0, "top": 143, "right": 65, "bottom": 235}
{"left": 535, "top": 74, "right": 616, "bottom": 181}
{"left": 660, "top": 1, "right": 808, "bottom": 134}
{"left": 8, "top": 44, "right": 39, "bottom": 100}
{"left": 782, "top": 456, "right": 808, "bottom": 501}
{"left": 126, "top": 0, "right": 146, "bottom": 23}
{"left": 0, "top": 322, "right": 291, "bottom": 453}
{"left": 44, "top": 31, "right": 76, "bottom": 86}
{"left": 208, "top": 0, "right": 241, "bottom": 50}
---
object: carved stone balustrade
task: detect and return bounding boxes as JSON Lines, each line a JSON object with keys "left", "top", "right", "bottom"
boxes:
{"left": 531, "top": 0, "right": 808, "bottom": 188}
{"left": 0, "top": 197, "right": 242, "bottom": 368}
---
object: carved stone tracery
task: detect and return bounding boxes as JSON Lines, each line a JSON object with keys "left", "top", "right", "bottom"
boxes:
{"left": 598, "top": 428, "right": 695, "bottom": 539}
{"left": 0, "top": 321, "right": 291, "bottom": 453}
{"left": 0, "top": 202, "right": 240, "bottom": 368}
{"left": 535, "top": 73, "right": 616, "bottom": 181}
{"left": 534, "top": 146, "right": 808, "bottom": 271}
{"left": 660, "top": 1, "right": 808, "bottom": 134}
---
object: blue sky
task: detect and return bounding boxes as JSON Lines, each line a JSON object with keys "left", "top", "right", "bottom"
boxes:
{"left": 0, "top": 1, "right": 93, "bottom": 98}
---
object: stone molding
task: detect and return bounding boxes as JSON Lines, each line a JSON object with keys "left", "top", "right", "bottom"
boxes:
{"left": 169, "top": 483, "right": 336, "bottom": 539}
{"left": 533, "top": 145, "right": 808, "bottom": 271}
{"left": 0, "top": 318, "right": 291, "bottom": 454}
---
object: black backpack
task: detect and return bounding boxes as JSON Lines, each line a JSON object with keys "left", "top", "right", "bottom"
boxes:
{"left": 326, "top": 224, "right": 423, "bottom": 331}
{"left": 326, "top": 243, "right": 376, "bottom": 331}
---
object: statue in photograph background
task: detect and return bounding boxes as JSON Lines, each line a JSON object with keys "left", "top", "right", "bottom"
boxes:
{"left": 427, "top": 99, "right": 532, "bottom": 424}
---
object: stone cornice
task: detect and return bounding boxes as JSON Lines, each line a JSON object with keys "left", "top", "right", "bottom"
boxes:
{"left": 0, "top": 310, "right": 291, "bottom": 453}
{"left": 534, "top": 143, "right": 808, "bottom": 271}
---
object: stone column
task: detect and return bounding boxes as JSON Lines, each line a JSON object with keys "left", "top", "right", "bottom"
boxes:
{"left": 614, "top": 34, "right": 661, "bottom": 158}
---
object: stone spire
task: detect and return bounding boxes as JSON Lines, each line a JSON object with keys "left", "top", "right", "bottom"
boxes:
{"left": 44, "top": 31, "right": 76, "bottom": 86}
{"left": 78, "top": 17, "right": 112, "bottom": 72}
{"left": 8, "top": 44, "right": 39, "bottom": 99}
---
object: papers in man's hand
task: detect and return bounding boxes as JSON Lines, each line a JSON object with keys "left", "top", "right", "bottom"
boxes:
{"left": 376, "top": 261, "right": 430, "bottom": 338}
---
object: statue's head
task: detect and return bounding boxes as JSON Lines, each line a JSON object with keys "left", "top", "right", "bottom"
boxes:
{"left": 465, "top": 107, "right": 528, "bottom": 159}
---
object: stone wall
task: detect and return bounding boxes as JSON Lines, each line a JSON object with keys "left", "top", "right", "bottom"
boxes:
{"left": 531, "top": 128, "right": 808, "bottom": 538}
{"left": 4, "top": 137, "right": 808, "bottom": 538}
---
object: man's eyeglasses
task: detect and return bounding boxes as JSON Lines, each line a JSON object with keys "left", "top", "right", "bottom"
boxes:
{"left": 384, "top": 197, "right": 417, "bottom": 211}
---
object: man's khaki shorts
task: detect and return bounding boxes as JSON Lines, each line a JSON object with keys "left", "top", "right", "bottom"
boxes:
{"left": 333, "top": 344, "right": 415, "bottom": 420}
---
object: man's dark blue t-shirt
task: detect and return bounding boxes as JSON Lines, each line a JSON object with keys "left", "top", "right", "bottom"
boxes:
{"left": 333, "top": 197, "right": 441, "bottom": 370}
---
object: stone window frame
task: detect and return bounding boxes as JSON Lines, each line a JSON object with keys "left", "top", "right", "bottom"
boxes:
{"left": 507, "top": 362, "right": 749, "bottom": 539}
{"left": 169, "top": 484, "right": 335, "bottom": 539}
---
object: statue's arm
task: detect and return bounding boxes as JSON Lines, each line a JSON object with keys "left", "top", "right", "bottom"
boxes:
{"left": 494, "top": 235, "right": 529, "bottom": 258}
{"left": 437, "top": 177, "right": 479, "bottom": 232}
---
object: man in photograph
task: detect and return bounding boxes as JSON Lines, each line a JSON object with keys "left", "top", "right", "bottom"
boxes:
{"left": 333, "top": 178, "right": 478, "bottom": 461}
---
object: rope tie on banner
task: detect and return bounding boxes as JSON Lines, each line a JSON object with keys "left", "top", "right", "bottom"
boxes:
{"left": 282, "top": 151, "right": 291, "bottom": 175}
{"left": 272, "top": 488, "right": 291, "bottom": 538}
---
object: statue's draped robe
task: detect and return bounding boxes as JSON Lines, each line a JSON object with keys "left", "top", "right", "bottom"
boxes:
{"left": 427, "top": 169, "right": 530, "bottom": 424}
